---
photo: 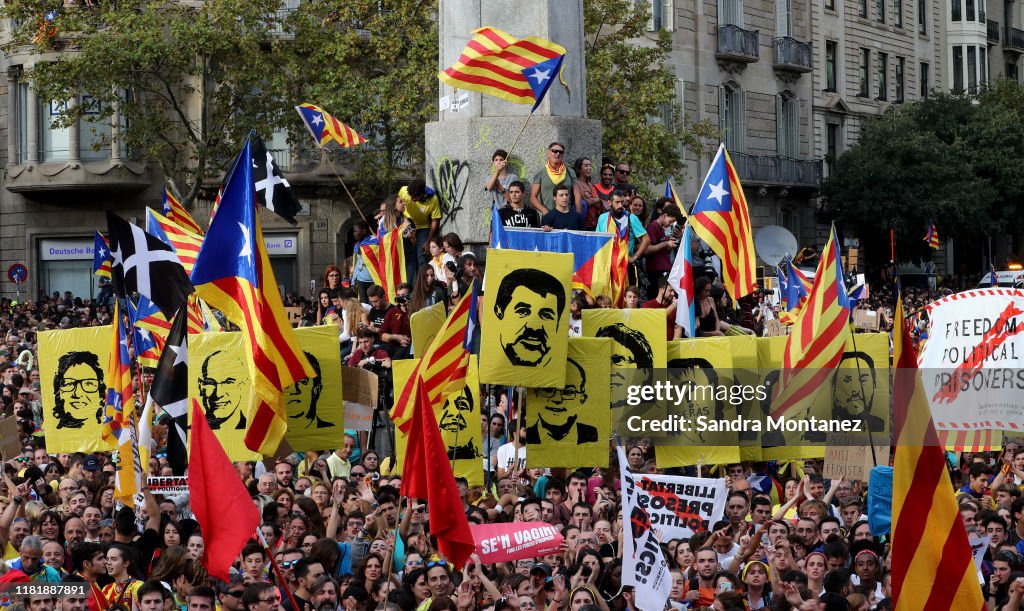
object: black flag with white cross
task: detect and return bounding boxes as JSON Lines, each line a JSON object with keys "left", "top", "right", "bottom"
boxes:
{"left": 251, "top": 133, "right": 301, "bottom": 226}
{"left": 147, "top": 304, "right": 189, "bottom": 475}
{"left": 106, "top": 211, "right": 194, "bottom": 318}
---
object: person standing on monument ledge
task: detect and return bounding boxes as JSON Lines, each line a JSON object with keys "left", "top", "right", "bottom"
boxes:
{"left": 530, "top": 142, "right": 577, "bottom": 214}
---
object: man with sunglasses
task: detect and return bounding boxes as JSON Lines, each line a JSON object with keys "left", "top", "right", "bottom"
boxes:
{"left": 242, "top": 582, "right": 282, "bottom": 611}
{"left": 281, "top": 559, "right": 325, "bottom": 611}
{"left": 613, "top": 162, "right": 637, "bottom": 196}
{"left": 530, "top": 142, "right": 577, "bottom": 214}
{"left": 215, "top": 576, "right": 247, "bottom": 611}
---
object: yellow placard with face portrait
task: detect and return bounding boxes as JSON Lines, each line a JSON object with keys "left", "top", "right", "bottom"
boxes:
{"left": 480, "top": 249, "right": 574, "bottom": 388}
{"left": 392, "top": 356, "right": 483, "bottom": 486}
{"left": 189, "top": 332, "right": 260, "bottom": 461}
{"left": 526, "top": 337, "right": 611, "bottom": 469}
{"left": 760, "top": 332, "right": 890, "bottom": 461}
{"left": 283, "top": 326, "right": 344, "bottom": 452}
{"left": 581, "top": 308, "right": 668, "bottom": 410}
{"left": 655, "top": 338, "right": 740, "bottom": 468}
{"left": 38, "top": 327, "right": 110, "bottom": 453}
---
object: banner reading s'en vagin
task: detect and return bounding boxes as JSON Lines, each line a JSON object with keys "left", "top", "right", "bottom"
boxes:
{"left": 470, "top": 522, "right": 564, "bottom": 563}
{"left": 38, "top": 326, "right": 111, "bottom": 453}
{"left": 480, "top": 249, "right": 574, "bottom": 388}
{"left": 632, "top": 472, "right": 728, "bottom": 540}
{"left": 919, "top": 289, "right": 1024, "bottom": 431}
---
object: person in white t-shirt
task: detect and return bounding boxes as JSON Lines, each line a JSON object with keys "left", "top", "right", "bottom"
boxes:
{"left": 496, "top": 423, "right": 528, "bottom": 480}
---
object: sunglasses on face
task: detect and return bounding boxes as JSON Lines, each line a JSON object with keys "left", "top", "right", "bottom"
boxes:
{"left": 616, "top": 169, "right": 631, "bottom": 175}
{"left": 282, "top": 559, "right": 300, "bottom": 569}
{"left": 550, "top": 149, "right": 564, "bottom": 155}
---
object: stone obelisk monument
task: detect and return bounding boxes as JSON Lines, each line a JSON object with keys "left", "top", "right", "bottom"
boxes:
{"left": 424, "top": 0, "right": 602, "bottom": 247}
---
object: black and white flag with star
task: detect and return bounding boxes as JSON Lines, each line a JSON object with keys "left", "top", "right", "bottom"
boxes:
{"left": 251, "top": 133, "right": 302, "bottom": 226}
{"left": 106, "top": 211, "right": 194, "bottom": 318}
{"left": 146, "top": 305, "right": 189, "bottom": 475}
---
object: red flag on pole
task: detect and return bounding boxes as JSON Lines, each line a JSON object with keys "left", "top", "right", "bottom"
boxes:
{"left": 188, "top": 398, "right": 260, "bottom": 581}
{"left": 401, "top": 379, "right": 475, "bottom": 569}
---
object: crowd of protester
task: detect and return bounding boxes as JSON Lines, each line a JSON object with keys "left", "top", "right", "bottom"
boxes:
{"left": 0, "top": 142, "right": 1000, "bottom": 611}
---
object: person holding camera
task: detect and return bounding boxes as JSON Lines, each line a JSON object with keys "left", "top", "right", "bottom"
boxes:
{"left": 379, "top": 284, "right": 413, "bottom": 360}
{"left": 347, "top": 329, "right": 392, "bottom": 371}
{"left": 644, "top": 201, "right": 684, "bottom": 290}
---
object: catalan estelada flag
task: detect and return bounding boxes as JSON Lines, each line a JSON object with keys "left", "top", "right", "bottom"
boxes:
{"left": 147, "top": 208, "right": 204, "bottom": 276}
{"left": 92, "top": 231, "right": 112, "bottom": 279}
{"left": 605, "top": 214, "right": 630, "bottom": 307}
{"left": 126, "top": 297, "right": 165, "bottom": 368}
{"left": 391, "top": 280, "right": 478, "bottom": 434}
{"left": 495, "top": 227, "right": 614, "bottom": 298}
{"left": 439, "top": 27, "right": 567, "bottom": 111}
{"left": 360, "top": 223, "right": 407, "bottom": 302}
{"left": 924, "top": 219, "right": 941, "bottom": 250}
{"left": 132, "top": 293, "right": 207, "bottom": 337}
{"left": 664, "top": 179, "right": 687, "bottom": 217}
{"left": 891, "top": 296, "right": 985, "bottom": 611}
{"left": 295, "top": 103, "right": 367, "bottom": 149}
{"left": 778, "top": 262, "right": 810, "bottom": 325}
{"left": 162, "top": 187, "right": 204, "bottom": 236}
{"left": 191, "top": 135, "right": 315, "bottom": 455}
{"left": 688, "top": 143, "right": 757, "bottom": 300}
{"left": 100, "top": 302, "right": 143, "bottom": 503}
{"left": 770, "top": 226, "right": 851, "bottom": 418}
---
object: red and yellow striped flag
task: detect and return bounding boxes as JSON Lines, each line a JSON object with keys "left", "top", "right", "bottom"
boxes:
{"left": 688, "top": 144, "right": 757, "bottom": 300}
{"left": 439, "top": 27, "right": 567, "bottom": 110}
{"left": 892, "top": 295, "right": 985, "bottom": 611}
{"left": 100, "top": 303, "right": 143, "bottom": 502}
{"left": 770, "top": 226, "right": 851, "bottom": 418}
{"left": 147, "top": 208, "right": 204, "bottom": 276}
{"left": 295, "top": 103, "right": 367, "bottom": 149}
{"left": 163, "top": 186, "right": 204, "bottom": 236}
{"left": 361, "top": 225, "right": 407, "bottom": 302}
{"left": 391, "top": 280, "right": 478, "bottom": 433}
{"left": 605, "top": 214, "right": 629, "bottom": 307}
{"left": 191, "top": 137, "right": 314, "bottom": 455}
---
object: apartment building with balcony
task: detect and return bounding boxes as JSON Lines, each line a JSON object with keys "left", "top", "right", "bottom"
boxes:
{"left": 980, "top": 0, "right": 1021, "bottom": 83}
{"left": 646, "top": 0, "right": 945, "bottom": 254}
{"left": 0, "top": 4, "right": 358, "bottom": 302}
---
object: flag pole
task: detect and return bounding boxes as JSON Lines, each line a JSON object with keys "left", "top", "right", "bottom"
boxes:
{"left": 507, "top": 113, "right": 534, "bottom": 157}
{"left": 321, "top": 150, "right": 370, "bottom": 225}
{"left": 256, "top": 528, "right": 303, "bottom": 611}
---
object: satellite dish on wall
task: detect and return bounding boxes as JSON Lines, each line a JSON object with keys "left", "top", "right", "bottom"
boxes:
{"left": 755, "top": 225, "right": 799, "bottom": 267}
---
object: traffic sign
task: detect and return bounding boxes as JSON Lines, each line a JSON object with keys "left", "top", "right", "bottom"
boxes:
{"left": 7, "top": 264, "right": 26, "bottom": 284}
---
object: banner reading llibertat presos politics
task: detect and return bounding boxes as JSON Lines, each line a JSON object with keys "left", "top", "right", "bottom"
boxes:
{"left": 918, "top": 288, "right": 1024, "bottom": 432}
{"left": 632, "top": 472, "right": 728, "bottom": 540}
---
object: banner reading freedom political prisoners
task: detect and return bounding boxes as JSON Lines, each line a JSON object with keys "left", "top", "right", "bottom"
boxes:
{"left": 919, "top": 288, "right": 1024, "bottom": 431}
{"left": 632, "top": 473, "right": 728, "bottom": 540}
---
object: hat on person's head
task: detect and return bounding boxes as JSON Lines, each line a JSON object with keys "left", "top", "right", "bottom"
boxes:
{"left": 530, "top": 562, "right": 551, "bottom": 576}
{"left": 82, "top": 456, "right": 100, "bottom": 471}
{"left": 58, "top": 317, "right": 71, "bottom": 328}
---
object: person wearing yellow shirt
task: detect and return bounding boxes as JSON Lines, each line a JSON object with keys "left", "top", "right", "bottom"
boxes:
{"left": 398, "top": 179, "right": 441, "bottom": 274}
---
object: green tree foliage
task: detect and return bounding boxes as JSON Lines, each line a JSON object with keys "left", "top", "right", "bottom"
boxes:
{"left": 819, "top": 81, "right": 1024, "bottom": 263}
{"left": 2, "top": 0, "right": 437, "bottom": 204}
{"left": 584, "top": 0, "right": 716, "bottom": 197}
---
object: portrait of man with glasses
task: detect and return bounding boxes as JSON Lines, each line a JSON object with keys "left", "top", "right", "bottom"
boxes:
{"left": 52, "top": 351, "right": 105, "bottom": 429}
{"left": 526, "top": 357, "right": 598, "bottom": 444}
